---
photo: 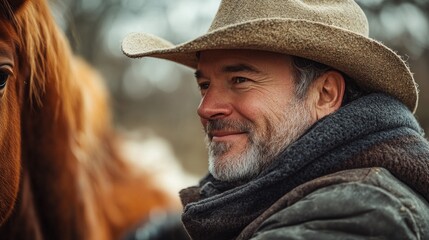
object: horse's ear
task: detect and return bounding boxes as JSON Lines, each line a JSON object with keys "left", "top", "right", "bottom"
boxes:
{"left": 1, "top": 0, "right": 28, "bottom": 19}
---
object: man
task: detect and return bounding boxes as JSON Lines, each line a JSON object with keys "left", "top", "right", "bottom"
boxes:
{"left": 122, "top": 0, "right": 429, "bottom": 239}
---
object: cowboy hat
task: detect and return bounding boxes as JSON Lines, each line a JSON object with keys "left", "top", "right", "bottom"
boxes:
{"left": 122, "top": 0, "right": 418, "bottom": 112}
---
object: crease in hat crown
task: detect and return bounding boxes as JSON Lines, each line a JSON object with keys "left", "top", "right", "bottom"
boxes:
{"left": 122, "top": 0, "right": 419, "bottom": 113}
{"left": 208, "top": 0, "right": 368, "bottom": 36}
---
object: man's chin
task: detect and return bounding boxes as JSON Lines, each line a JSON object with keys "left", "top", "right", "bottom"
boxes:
{"left": 208, "top": 155, "right": 261, "bottom": 182}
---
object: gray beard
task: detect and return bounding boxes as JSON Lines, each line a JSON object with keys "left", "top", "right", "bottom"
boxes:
{"left": 205, "top": 98, "right": 314, "bottom": 182}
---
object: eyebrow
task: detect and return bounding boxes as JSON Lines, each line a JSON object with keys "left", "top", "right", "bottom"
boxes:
{"left": 194, "top": 63, "right": 261, "bottom": 80}
{"left": 194, "top": 70, "right": 203, "bottom": 79}
{"left": 221, "top": 63, "right": 261, "bottom": 74}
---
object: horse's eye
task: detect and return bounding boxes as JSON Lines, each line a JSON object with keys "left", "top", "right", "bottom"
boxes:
{"left": 0, "top": 71, "right": 10, "bottom": 89}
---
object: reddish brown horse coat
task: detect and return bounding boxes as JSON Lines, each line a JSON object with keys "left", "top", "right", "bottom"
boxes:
{"left": 0, "top": 0, "right": 180, "bottom": 239}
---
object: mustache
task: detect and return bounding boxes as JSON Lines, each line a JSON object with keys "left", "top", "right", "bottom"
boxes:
{"left": 205, "top": 119, "right": 253, "bottom": 136}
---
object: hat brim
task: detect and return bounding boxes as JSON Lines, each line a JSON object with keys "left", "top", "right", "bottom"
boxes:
{"left": 122, "top": 18, "right": 418, "bottom": 112}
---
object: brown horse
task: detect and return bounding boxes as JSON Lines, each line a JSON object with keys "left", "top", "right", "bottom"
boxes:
{"left": 0, "top": 0, "right": 183, "bottom": 239}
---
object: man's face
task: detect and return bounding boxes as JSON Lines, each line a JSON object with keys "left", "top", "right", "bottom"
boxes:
{"left": 196, "top": 49, "right": 315, "bottom": 182}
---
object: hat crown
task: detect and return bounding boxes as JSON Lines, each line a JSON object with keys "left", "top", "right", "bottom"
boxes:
{"left": 209, "top": 0, "right": 369, "bottom": 36}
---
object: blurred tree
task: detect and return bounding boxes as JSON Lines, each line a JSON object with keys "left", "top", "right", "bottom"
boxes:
{"left": 50, "top": 0, "right": 429, "bottom": 177}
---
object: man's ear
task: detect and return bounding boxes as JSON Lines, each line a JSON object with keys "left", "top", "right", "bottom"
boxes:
{"left": 311, "top": 70, "right": 345, "bottom": 120}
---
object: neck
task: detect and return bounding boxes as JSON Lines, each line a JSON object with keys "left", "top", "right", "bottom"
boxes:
{"left": 1, "top": 1, "right": 176, "bottom": 238}
{"left": 18, "top": 69, "right": 90, "bottom": 239}
{"left": 11, "top": 57, "right": 176, "bottom": 240}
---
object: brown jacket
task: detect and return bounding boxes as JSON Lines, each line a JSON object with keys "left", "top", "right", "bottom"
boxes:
{"left": 238, "top": 167, "right": 429, "bottom": 239}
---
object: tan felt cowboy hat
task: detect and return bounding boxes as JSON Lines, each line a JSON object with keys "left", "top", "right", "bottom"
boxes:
{"left": 122, "top": 0, "right": 419, "bottom": 112}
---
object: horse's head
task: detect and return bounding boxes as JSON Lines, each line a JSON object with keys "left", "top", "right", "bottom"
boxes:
{"left": 0, "top": 0, "right": 116, "bottom": 231}
{"left": 0, "top": 0, "right": 82, "bottom": 226}
{"left": 1, "top": 0, "right": 181, "bottom": 237}
{"left": 0, "top": 0, "right": 29, "bottom": 225}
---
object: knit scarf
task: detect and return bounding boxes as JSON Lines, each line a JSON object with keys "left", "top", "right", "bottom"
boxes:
{"left": 180, "top": 93, "right": 429, "bottom": 240}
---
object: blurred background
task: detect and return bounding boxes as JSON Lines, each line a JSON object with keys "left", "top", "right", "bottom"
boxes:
{"left": 48, "top": 0, "right": 429, "bottom": 178}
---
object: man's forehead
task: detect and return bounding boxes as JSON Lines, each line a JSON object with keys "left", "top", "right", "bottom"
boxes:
{"left": 195, "top": 49, "right": 295, "bottom": 81}
{"left": 198, "top": 49, "right": 290, "bottom": 60}
{"left": 197, "top": 49, "right": 292, "bottom": 73}
{"left": 194, "top": 62, "right": 261, "bottom": 79}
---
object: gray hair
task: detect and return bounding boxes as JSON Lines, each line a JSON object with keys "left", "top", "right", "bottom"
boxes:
{"left": 290, "top": 56, "right": 367, "bottom": 106}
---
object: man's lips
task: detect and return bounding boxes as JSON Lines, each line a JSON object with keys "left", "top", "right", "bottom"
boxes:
{"left": 209, "top": 131, "right": 247, "bottom": 141}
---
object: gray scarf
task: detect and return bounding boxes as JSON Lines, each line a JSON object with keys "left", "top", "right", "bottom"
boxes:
{"left": 180, "top": 93, "right": 429, "bottom": 240}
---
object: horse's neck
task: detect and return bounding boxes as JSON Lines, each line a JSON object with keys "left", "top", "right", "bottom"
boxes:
{"left": 0, "top": 166, "right": 88, "bottom": 240}
{"left": 18, "top": 57, "right": 177, "bottom": 240}
{"left": 0, "top": 168, "right": 44, "bottom": 240}
{"left": 19, "top": 59, "right": 119, "bottom": 239}
{"left": 21, "top": 77, "right": 90, "bottom": 239}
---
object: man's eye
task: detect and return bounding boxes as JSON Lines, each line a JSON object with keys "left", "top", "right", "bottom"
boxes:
{"left": 198, "top": 82, "right": 210, "bottom": 90}
{"left": 232, "top": 77, "right": 249, "bottom": 84}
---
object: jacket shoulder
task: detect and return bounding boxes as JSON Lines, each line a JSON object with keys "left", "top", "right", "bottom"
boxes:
{"left": 244, "top": 168, "right": 429, "bottom": 240}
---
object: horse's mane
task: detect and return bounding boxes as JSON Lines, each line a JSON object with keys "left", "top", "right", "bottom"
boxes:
{"left": 15, "top": 0, "right": 77, "bottom": 125}
{"left": 12, "top": 0, "right": 127, "bottom": 181}
{"left": 8, "top": 1, "right": 175, "bottom": 238}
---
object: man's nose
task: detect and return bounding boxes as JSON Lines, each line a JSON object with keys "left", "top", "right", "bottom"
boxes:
{"left": 197, "top": 86, "right": 232, "bottom": 120}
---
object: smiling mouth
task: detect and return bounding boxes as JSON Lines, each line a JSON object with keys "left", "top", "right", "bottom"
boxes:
{"left": 209, "top": 131, "right": 247, "bottom": 141}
